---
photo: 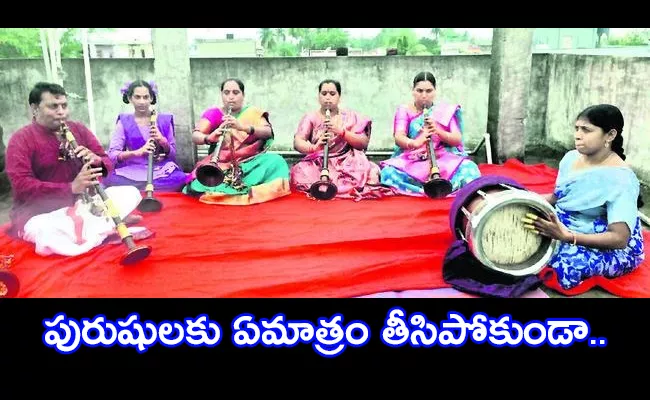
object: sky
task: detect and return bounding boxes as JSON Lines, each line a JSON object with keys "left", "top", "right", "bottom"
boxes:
{"left": 107, "top": 28, "right": 641, "bottom": 42}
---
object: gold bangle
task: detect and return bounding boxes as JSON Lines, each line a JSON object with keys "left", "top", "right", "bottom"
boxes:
{"left": 572, "top": 233, "right": 577, "bottom": 246}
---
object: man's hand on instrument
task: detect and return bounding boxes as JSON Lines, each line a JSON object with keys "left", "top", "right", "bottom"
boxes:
{"left": 74, "top": 146, "right": 102, "bottom": 165}
{"left": 522, "top": 212, "right": 573, "bottom": 242}
{"left": 71, "top": 160, "right": 104, "bottom": 194}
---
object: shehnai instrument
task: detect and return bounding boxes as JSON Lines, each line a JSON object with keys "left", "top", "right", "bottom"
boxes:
{"left": 308, "top": 107, "right": 338, "bottom": 200}
{"left": 59, "top": 122, "right": 152, "bottom": 265}
{"left": 137, "top": 107, "right": 163, "bottom": 212}
{"left": 196, "top": 105, "right": 232, "bottom": 187}
{"left": 422, "top": 103, "right": 453, "bottom": 199}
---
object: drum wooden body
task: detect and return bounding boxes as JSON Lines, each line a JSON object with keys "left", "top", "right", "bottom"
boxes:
{"left": 449, "top": 175, "right": 559, "bottom": 277}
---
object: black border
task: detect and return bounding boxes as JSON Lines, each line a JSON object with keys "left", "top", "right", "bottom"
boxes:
{"left": 1, "top": 298, "right": 649, "bottom": 366}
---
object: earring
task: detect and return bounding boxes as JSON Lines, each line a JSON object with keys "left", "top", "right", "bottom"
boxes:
{"left": 605, "top": 141, "right": 610, "bottom": 147}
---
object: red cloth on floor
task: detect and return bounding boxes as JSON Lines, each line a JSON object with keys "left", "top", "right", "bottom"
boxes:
{"left": 0, "top": 159, "right": 647, "bottom": 298}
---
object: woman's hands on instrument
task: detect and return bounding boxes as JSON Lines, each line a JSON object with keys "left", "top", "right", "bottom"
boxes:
{"left": 323, "top": 118, "right": 344, "bottom": 138}
{"left": 522, "top": 212, "right": 573, "bottom": 242}
{"left": 154, "top": 152, "right": 167, "bottom": 162}
{"left": 222, "top": 114, "right": 243, "bottom": 131}
{"left": 135, "top": 140, "right": 157, "bottom": 157}
{"left": 423, "top": 116, "right": 443, "bottom": 136}
{"left": 71, "top": 160, "right": 104, "bottom": 194}
{"left": 411, "top": 129, "right": 436, "bottom": 149}
{"left": 424, "top": 115, "right": 436, "bottom": 128}
{"left": 206, "top": 120, "right": 231, "bottom": 143}
{"left": 149, "top": 126, "right": 165, "bottom": 144}
{"left": 314, "top": 131, "right": 335, "bottom": 149}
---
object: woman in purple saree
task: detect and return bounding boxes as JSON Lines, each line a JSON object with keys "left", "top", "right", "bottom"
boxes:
{"left": 102, "top": 80, "right": 188, "bottom": 192}
{"left": 380, "top": 72, "right": 481, "bottom": 196}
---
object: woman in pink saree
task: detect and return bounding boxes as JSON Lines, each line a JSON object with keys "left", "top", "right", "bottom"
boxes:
{"left": 290, "top": 79, "right": 395, "bottom": 201}
{"left": 380, "top": 72, "right": 481, "bottom": 196}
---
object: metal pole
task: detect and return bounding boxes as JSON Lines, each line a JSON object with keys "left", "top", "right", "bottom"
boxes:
{"left": 46, "top": 29, "right": 59, "bottom": 84}
{"left": 39, "top": 29, "right": 52, "bottom": 81}
{"left": 81, "top": 28, "right": 97, "bottom": 134}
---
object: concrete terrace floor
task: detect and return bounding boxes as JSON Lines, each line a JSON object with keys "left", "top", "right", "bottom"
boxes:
{"left": 0, "top": 152, "right": 647, "bottom": 299}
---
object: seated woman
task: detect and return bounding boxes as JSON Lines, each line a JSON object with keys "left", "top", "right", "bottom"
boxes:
{"left": 380, "top": 71, "right": 481, "bottom": 196}
{"left": 523, "top": 104, "right": 645, "bottom": 291}
{"left": 103, "top": 80, "right": 188, "bottom": 192}
{"left": 290, "top": 79, "right": 395, "bottom": 201}
{"left": 184, "top": 78, "right": 291, "bottom": 205}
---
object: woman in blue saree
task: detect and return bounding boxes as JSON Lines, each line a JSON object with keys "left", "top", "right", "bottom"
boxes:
{"left": 380, "top": 71, "right": 481, "bottom": 196}
{"left": 524, "top": 104, "right": 645, "bottom": 290}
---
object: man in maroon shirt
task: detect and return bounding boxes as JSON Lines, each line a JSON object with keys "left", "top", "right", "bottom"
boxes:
{"left": 5, "top": 82, "right": 145, "bottom": 256}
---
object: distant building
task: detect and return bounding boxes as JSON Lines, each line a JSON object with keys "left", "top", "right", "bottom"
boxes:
{"left": 88, "top": 31, "right": 153, "bottom": 59}
{"left": 299, "top": 47, "right": 385, "bottom": 57}
{"left": 440, "top": 40, "right": 491, "bottom": 55}
{"left": 300, "top": 48, "right": 337, "bottom": 57}
{"left": 190, "top": 36, "right": 259, "bottom": 58}
{"left": 533, "top": 28, "right": 598, "bottom": 50}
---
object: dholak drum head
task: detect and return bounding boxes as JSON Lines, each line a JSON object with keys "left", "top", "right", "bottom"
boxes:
{"left": 466, "top": 190, "right": 559, "bottom": 277}
{"left": 449, "top": 175, "right": 525, "bottom": 238}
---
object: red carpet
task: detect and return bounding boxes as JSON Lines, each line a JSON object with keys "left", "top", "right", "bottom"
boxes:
{"left": 0, "top": 159, "right": 648, "bottom": 298}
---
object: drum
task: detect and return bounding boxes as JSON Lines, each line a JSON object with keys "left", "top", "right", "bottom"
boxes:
{"left": 0, "top": 254, "right": 19, "bottom": 298}
{"left": 449, "top": 175, "right": 559, "bottom": 277}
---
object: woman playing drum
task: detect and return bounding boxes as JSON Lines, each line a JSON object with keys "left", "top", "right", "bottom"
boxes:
{"left": 523, "top": 104, "right": 645, "bottom": 290}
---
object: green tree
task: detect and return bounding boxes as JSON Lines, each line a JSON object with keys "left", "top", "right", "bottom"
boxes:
{"left": 406, "top": 43, "right": 432, "bottom": 56}
{"left": 311, "top": 28, "right": 349, "bottom": 50}
{"left": 418, "top": 37, "right": 441, "bottom": 55}
{"left": 596, "top": 28, "right": 610, "bottom": 47}
{"left": 0, "top": 28, "right": 41, "bottom": 58}
{"left": 439, "top": 28, "right": 467, "bottom": 43}
{"left": 431, "top": 28, "right": 441, "bottom": 41}
{"left": 608, "top": 30, "right": 649, "bottom": 46}
{"left": 372, "top": 28, "right": 418, "bottom": 54}
{"left": 259, "top": 28, "right": 277, "bottom": 51}
{"left": 285, "top": 28, "right": 350, "bottom": 51}
{"left": 0, "top": 28, "right": 115, "bottom": 59}
{"left": 287, "top": 28, "right": 313, "bottom": 50}
{"left": 348, "top": 37, "right": 376, "bottom": 50}
{"left": 271, "top": 42, "right": 299, "bottom": 57}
